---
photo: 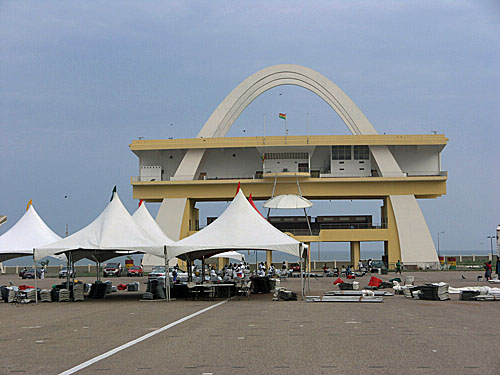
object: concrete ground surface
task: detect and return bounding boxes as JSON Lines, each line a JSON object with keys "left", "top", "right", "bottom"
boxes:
{"left": 0, "top": 271, "right": 499, "bottom": 375}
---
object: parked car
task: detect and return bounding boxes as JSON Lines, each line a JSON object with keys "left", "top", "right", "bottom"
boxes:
{"left": 103, "top": 262, "right": 122, "bottom": 277}
{"left": 19, "top": 268, "right": 28, "bottom": 278}
{"left": 148, "top": 266, "right": 166, "bottom": 280}
{"left": 59, "top": 267, "right": 75, "bottom": 279}
{"left": 148, "top": 266, "right": 188, "bottom": 283}
{"left": 289, "top": 264, "right": 301, "bottom": 272}
{"left": 127, "top": 265, "right": 144, "bottom": 277}
{"left": 371, "top": 260, "right": 388, "bottom": 274}
{"left": 22, "top": 268, "right": 41, "bottom": 279}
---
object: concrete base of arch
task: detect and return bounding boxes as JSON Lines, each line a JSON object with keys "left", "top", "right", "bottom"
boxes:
{"left": 389, "top": 195, "right": 439, "bottom": 267}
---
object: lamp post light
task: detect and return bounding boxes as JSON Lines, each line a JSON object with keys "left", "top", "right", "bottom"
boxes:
{"left": 487, "top": 236, "right": 495, "bottom": 259}
{"left": 437, "top": 231, "right": 445, "bottom": 258}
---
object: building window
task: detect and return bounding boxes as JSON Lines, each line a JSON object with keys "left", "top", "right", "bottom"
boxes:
{"left": 354, "top": 145, "right": 370, "bottom": 160}
{"left": 332, "top": 146, "right": 351, "bottom": 160}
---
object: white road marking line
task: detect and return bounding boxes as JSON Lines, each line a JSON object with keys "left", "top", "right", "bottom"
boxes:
{"left": 59, "top": 300, "right": 227, "bottom": 375}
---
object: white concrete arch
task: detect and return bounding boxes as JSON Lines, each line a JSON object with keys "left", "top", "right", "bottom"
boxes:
{"left": 197, "top": 64, "right": 378, "bottom": 138}
{"left": 153, "top": 64, "right": 438, "bottom": 267}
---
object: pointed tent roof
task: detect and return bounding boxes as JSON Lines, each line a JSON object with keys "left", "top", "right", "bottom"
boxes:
{"left": 132, "top": 203, "right": 174, "bottom": 246}
{"left": 0, "top": 205, "right": 62, "bottom": 262}
{"left": 35, "top": 193, "right": 164, "bottom": 262}
{"left": 167, "top": 189, "right": 302, "bottom": 260}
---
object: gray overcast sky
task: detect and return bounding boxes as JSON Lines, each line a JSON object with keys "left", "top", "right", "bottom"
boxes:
{"left": 1, "top": 0, "right": 499, "bottom": 255}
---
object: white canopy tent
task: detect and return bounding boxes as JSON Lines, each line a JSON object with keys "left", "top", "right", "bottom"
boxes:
{"left": 0, "top": 205, "right": 62, "bottom": 262}
{"left": 35, "top": 193, "right": 165, "bottom": 263}
{"left": 167, "top": 189, "right": 303, "bottom": 260}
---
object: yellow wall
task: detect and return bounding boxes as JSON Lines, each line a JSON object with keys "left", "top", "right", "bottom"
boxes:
{"left": 132, "top": 176, "right": 446, "bottom": 202}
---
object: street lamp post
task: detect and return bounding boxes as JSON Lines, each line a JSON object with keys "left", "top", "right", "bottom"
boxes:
{"left": 437, "top": 231, "right": 445, "bottom": 258}
{"left": 487, "top": 236, "right": 494, "bottom": 259}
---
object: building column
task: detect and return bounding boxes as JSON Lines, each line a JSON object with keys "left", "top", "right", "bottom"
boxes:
{"left": 350, "top": 241, "right": 360, "bottom": 268}
{"left": 266, "top": 250, "right": 273, "bottom": 268}
{"left": 217, "top": 257, "right": 229, "bottom": 270}
{"left": 384, "top": 197, "right": 401, "bottom": 270}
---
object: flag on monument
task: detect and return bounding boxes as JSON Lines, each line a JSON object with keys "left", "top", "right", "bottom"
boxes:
{"left": 279, "top": 113, "right": 286, "bottom": 120}
{"left": 26, "top": 199, "right": 32, "bottom": 211}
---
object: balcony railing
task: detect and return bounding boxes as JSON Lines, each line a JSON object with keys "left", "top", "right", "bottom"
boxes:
{"left": 132, "top": 170, "right": 447, "bottom": 182}
{"left": 194, "top": 223, "right": 386, "bottom": 235}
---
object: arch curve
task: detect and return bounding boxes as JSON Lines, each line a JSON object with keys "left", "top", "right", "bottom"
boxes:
{"left": 197, "top": 64, "right": 378, "bottom": 138}
{"left": 174, "top": 64, "right": 403, "bottom": 179}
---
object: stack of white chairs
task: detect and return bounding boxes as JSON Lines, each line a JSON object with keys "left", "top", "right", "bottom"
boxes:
{"left": 25, "top": 288, "right": 37, "bottom": 301}
{"left": 73, "top": 284, "right": 84, "bottom": 301}
{"left": 40, "top": 289, "right": 52, "bottom": 302}
{"left": 58, "top": 288, "right": 70, "bottom": 302}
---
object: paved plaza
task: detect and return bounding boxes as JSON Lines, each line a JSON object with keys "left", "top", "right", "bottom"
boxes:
{"left": 0, "top": 271, "right": 499, "bottom": 375}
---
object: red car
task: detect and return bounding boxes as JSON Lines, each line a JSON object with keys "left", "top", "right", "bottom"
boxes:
{"left": 127, "top": 266, "right": 144, "bottom": 277}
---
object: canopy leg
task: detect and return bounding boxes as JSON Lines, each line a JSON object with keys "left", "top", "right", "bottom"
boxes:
{"left": 300, "top": 257, "right": 304, "bottom": 300}
{"left": 33, "top": 249, "right": 38, "bottom": 304}
{"left": 164, "top": 246, "right": 170, "bottom": 302}
{"left": 71, "top": 255, "right": 75, "bottom": 301}
{"left": 66, "top": 251, "right": 71, "bottom": 291}
{"left": 201, "top": 256, "right": 205, "bottom": 285}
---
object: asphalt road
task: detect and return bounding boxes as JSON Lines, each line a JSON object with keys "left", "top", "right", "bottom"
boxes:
{"left": 1, "top": 271, "right": 499, "bottom": 375}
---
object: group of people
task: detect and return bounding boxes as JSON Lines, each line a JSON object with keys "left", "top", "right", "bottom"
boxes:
{"left": 321, "top": 259, "right": 403, "bottom": 275}
{"left": 221, "top": 262, "right": 251, "bottom": 282}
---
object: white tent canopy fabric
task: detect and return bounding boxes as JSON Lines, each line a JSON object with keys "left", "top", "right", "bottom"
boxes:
{"left": 167, "top": 189, "right": 302, "bottom": 260}
{"left": 210, "top": 251, "right": 245, "bottom": 262}
{"left": 263, "top": 194, "right": 313, "bottom": 209}
{"left": 35, "top": 193, "right": 165, "bottom": 262}
{"left": 132, "top": 203, "right": 178, "bottom": 267}
{"left": 0, "top": 205, "right": 62, "bottom": 262}
{"left": 132, "top": 203, "right": 174, "bottom": 246}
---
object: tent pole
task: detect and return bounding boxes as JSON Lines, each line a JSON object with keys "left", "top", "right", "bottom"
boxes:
{"left": 164, "top": 246, "right": 170, "bottom": 302}
{"left": 71, "top": 254, "right": 75, "bottom": 301}
{"left": 307, "top": 247, "right": 311, "bottom": 292}
{"left": 300, "top": 257, "right": 303, "bottom": 300}
{"left": 33, "top": 249, "right": 38, "bottom": 304}
{"left": 201, "top": 256, "right": 205, "bottom": 285}
{"left": 66, "top": 251, "right": 71, "bottom": 291}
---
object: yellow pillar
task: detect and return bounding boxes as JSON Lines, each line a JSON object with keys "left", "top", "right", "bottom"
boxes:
{"left": 217, "top": 257, "right": 229, "bottom": 270}
{"left": 177, "top": 259, "right": 187, "bottom": 270}
{"left": 266, "top": 250, "right": 273, "bottom": 268}
{"left": 350, "top": 241, "right": 360, "bottom": 268}
{"left": 384, "top": 197, "right": 402, "bottom": 270}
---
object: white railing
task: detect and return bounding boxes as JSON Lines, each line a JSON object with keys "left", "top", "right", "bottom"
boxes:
{"left": 131, "top": 170, "right": 448, "bottom": 182}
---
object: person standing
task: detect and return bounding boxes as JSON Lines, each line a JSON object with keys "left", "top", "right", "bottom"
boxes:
{"left": 496, "top": 256, "right": 500, "bottom": 277}
{"left": 484, "top": 261, "right": 492, "bottom": 281}
{"left": 395, "top": 260, "right": 402, "bottom": 275}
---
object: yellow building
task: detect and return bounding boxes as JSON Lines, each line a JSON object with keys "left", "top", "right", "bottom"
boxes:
{"left": 130, "top": 65, "right": 447, "bottom": 269}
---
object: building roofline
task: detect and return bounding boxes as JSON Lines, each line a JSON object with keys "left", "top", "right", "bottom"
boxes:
{"left": 130, "top": 134, "right": 448, "bottom": 151}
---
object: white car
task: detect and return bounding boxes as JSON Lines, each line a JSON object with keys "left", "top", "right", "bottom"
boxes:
{"left": 148, "top": 266, "right": 188, "bottom": 283}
